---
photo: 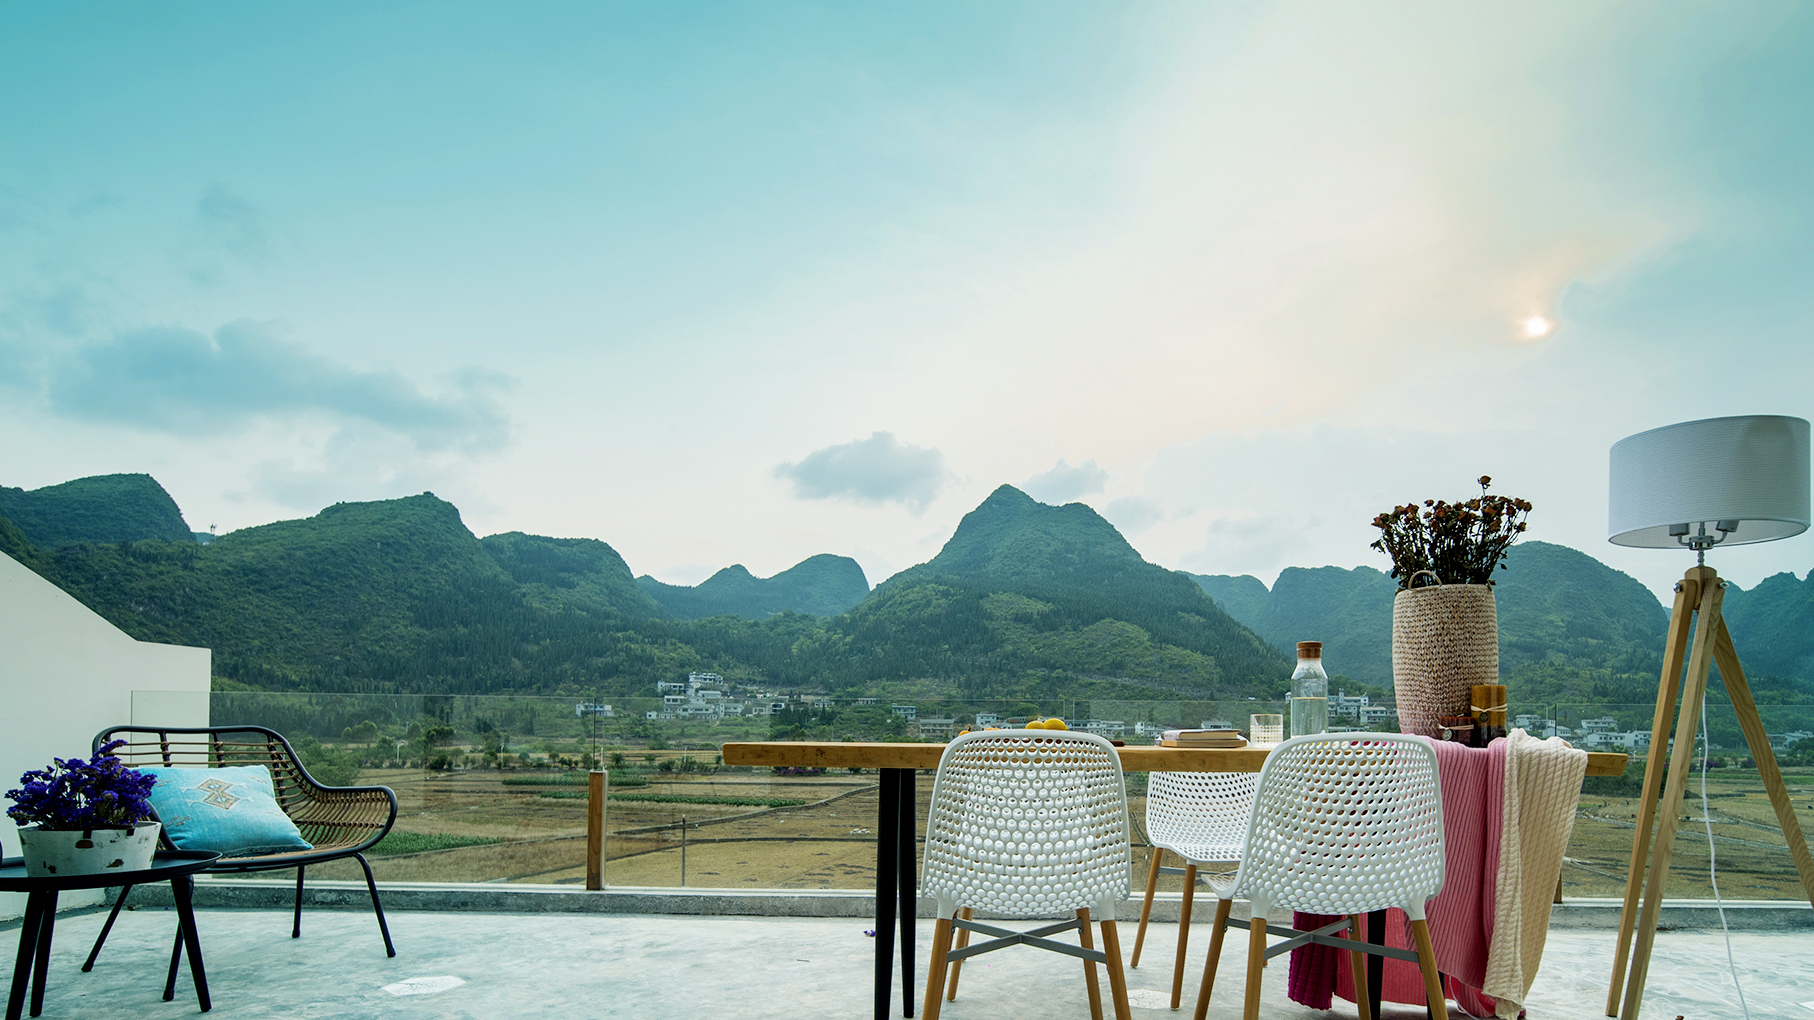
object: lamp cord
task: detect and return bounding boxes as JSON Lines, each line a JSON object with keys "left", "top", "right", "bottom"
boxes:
{"left": 1699, "top": 693, "right": 1750, "bottom": 1020}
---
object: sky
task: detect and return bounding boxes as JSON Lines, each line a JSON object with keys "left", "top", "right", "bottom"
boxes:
{"left": 3, "top": 2, "right": 1812, "bottom": 601}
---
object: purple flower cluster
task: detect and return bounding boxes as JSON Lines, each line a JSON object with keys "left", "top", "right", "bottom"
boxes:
{"left": 5, "top": 740, "right": 157, "bottom": 832}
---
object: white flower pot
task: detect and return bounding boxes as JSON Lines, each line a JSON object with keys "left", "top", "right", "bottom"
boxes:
{"left": 16, "top": 822, "right": 161, "bottom": 878}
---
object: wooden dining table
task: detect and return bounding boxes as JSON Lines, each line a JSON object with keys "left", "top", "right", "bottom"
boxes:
{"left": 719, "top": 739, "right": 1627, "bottom": 1020}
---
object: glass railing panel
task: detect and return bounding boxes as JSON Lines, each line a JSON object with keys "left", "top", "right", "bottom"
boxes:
{"left": 1528, "top": 701, "right": 1814, "bottom": 900}
{"left": 195, "top": 692, "right": 1812, "bottom": 899}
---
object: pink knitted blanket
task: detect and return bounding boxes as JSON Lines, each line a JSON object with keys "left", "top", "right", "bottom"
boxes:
{"left": 1287, "top": 739, "right": 1503, "bottom": 1016}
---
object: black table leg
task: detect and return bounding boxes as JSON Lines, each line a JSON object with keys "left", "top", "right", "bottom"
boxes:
{"left": 170, "top": 876, "right": 211, "bottom": 1012}
{"left": 876, "top": 768, "right": 901, "bottom": 1020}
{"left": 28, "top": 890, "right": 54, "bottom": 1018}
{"left": 1367, "top": 909, "right": 1385, "bottom": 1020}
{"left": 8, "top": 891, "right": 46, "bottom": 1020}
{"left": 897, "top": 769, "right": 916, "bottom": 1017}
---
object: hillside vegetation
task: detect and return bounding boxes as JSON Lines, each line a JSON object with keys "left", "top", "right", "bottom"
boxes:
{"left": 1194, "top": 541, "right": 1813, "bottom": 704}
{"left": 0, "top": 473, "right": 193, "bottom": 547}
{"left": 0, "top": 482, "right": 1289, "bottom": 701}
{"left": 9, "top": 470, "right": 1812, "bottom": 707}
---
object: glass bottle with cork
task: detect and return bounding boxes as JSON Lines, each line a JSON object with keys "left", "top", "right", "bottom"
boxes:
{"left": 1289, "top": 641, "right": 1329, "bottom": 737}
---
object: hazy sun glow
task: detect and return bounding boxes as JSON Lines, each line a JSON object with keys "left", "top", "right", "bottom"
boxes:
{"left": 1523, "top": 315, "right": 1554, "bottom": 339}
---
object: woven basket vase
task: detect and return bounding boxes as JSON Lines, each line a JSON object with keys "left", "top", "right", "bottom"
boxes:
{"left": 1392, "top": 580, "right": 1498, "bottom": 739}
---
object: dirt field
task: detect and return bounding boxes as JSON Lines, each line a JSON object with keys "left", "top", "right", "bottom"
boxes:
{"left": 263, "top": 766, "right": 1814, "bottom": 899}
{"left": 1563, "top": 768, "right": 1814, "bottom": 899}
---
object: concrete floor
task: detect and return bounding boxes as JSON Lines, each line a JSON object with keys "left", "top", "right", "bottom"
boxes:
{"left": 10, "top": 905, "right": 1811, "bottom": 1020}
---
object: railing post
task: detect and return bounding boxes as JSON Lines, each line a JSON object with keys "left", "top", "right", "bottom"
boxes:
{"left": 586, "top": 769, "right": 607, "bottom": 891}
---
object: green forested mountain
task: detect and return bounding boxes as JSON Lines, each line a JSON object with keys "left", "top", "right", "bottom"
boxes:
{"left": 856, "top": 485, "right": 1291, "bottom": 698}
{"left": 9, "top": 471, "right": 1811, "bottom": 707}
{"left": 0, "top": 482, "right": 1287, "bottom": 700}
{"left": 1191, "top": 565, "right": 1397, "bottom": 691}
{"left": 1720, "top": 570, "right": 1814, "bottom": 702}
{"left": 0, "top": 473, "right": 193, "bottom": 548}
{"left": 483, "top": 531, "right": 663, "bottom": 618}
{"left": 1190, "top": 541, "right": 1814, "bottom": 704}
{"left": 637, "top": 554, "right": 870, "bottom": 619}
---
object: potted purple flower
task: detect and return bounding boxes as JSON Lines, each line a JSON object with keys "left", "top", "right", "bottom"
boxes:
{"left": 5, "top": 740, "right": 160, "bottom": 877}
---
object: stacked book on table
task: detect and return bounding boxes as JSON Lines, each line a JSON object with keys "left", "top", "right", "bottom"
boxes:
{"left": 1155, "top": 728, "right": 1247, "bottom": 748}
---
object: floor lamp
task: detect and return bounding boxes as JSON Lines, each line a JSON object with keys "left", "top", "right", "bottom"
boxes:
{"left": 1604, "top": 414, "right": 1814, "bottom": 1020}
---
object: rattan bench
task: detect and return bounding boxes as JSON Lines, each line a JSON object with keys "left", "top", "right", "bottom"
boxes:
{"left": 83, "top": 725, "right": 398, "bottom": 969}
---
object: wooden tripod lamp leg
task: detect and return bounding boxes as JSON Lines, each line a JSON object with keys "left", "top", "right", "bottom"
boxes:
{"left": 1606, "top": 570, "right": 1699, "bottom": 1016}
{"left": 1621, "top": 571, "right": 1723, "bottom": 1020}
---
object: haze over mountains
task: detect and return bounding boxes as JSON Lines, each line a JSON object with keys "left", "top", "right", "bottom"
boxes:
{"left": 5, "top": 473, "right": 1814, "bottom": 704}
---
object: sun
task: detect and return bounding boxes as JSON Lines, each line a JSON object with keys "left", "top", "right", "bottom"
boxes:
{"left": 1522, "top": 315, "right": 1554, "bottom": 339}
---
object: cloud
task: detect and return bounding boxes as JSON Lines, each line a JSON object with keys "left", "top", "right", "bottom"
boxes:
{"left": 774, "top": 431, "right": 949, "bottom": 511}
{"left": 185, "top": 184, "right": 275, "bottom": 285}
{"left": 44, "top": 320, "right": 513, "bottom": 452}
{"left": 235, "top": 427, "right": 500, "bottom": 515}
{"left": 1102, "top": 496, "right": 1166, "bottom": 534}
{"left": 1021, "top": 458, "right": 1109, "bottom": 503}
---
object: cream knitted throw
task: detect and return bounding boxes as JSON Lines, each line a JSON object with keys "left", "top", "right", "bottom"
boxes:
{"left": 1484, "top": 729, "right": 1588, "bottom": 1018}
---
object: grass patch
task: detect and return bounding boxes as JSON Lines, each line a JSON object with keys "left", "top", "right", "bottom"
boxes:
{"left": 534, "top": 792, "right": 807, "bottom": 807}
{"left": 368, "top": 832, "right": 504, "bottom": 856}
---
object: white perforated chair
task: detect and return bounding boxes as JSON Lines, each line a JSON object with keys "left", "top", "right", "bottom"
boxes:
{"left": 920, "top": 729, "right": 1134, "bottom": 1020}
{"left": 1193, "top": 733, "right": 1447, "bottom": 1020}
{"left": 1129, "top": 770, "right": 1259, "bottom": 1010}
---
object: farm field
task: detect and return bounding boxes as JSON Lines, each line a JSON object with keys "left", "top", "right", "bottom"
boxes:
{"left": 1563, "top": 767, "right": 1814, "bottom": 899}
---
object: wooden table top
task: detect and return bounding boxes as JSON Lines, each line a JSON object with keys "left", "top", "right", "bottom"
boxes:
{"left": 720, "top": 740, "right": 1629, "bottom": 776}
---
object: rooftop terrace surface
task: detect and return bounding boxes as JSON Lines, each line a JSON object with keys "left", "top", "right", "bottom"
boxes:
{"left": 13, "top": 901, "right": 1809, "bottom": 1020}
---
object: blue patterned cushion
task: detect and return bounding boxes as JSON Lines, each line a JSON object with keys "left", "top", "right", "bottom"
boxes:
{"left": 143, "top": 765, "right": 313, "bottom": 857}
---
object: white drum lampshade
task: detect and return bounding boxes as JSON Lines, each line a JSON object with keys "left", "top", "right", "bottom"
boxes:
{"left": 1608, "top": 415, "right": 1811, "bottom": 549}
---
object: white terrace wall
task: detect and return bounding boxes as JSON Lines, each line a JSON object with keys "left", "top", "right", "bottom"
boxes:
{"left": 1, "top": 551, "right": 210, "bottom": 918}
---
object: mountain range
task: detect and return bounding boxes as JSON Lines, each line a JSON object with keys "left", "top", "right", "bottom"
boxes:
{"left": 6, "top": 472, "right": 1814, "bottom": 704}
{"left": 0, "top": 475, "right": 1288, "bottom": 699}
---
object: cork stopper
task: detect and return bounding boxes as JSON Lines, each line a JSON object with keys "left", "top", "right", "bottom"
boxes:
{"left": 1296, "top": 641, "right": 1322, "bottom": 658}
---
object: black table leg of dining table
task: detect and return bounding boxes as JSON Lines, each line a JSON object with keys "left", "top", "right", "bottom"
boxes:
{"left": 873, "top": 767, "right": 917, "bottom": 1020}
{"left": 896, "top": 768, "right": 915, "bottom": 1018}
{"left": 6, "top": 890, "right": 44, "bottom": 1020}
{"left": 1367, "top": 909, "right": 1385, "bottom": 1020}
{"left": 876, "top": 769, "right": 901, "bottom": 1020}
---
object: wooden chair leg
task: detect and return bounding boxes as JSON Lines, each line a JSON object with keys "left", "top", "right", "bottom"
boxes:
{"left": 1100, "top": 918, "right": 1134, "bottom": 1020}
{"left": 922, "top": 916, "right": 956, "bottom": 1020}
{"left": 1192, "top": 898, "right": 1233, "bottom": 1020}
{"left": 1348, "top": 915, "right": 1372, "bottom": 1020}
{"left": 1131, "top": 847, "right": 1164, "bottom": 968}
{"left": 1410, "top": 918, "right": 1448, "bottom": 1020}
{"left": 1242, "top": 914, "right": 1267, "bottom": 1020}
{"left": 1172, "top": 862, "right": 1197, "bottom": 1009}
{"left": 1077, "top": 908, "right": 1104, "bottom": 1020}
{"left": 946, "top": 907, "right": 974, "bottom": 1002}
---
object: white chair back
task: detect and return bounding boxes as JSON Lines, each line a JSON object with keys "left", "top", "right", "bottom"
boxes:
{"left": 1145, "top": 770, "right": 1258, "bottom": 863}
{"left": 921, "top": 729, "right": 1132, "bottom": 919}
{"left": 1228, "top": 732, "right": 1445, "bottom": 920}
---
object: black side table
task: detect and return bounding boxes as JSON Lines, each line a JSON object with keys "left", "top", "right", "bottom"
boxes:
{"left": 1, "top": 850, "right": 221, "bottom": 1020}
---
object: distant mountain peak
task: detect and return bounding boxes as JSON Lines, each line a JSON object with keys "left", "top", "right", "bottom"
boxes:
{"left": 906, "top": 483, "right": 1145, "bottom": 587}
{"left": 638, "top": 554, "right": 870, "bottom": 619}
{"left": 0, "top": 473, "right": 193, "bottom": 548}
